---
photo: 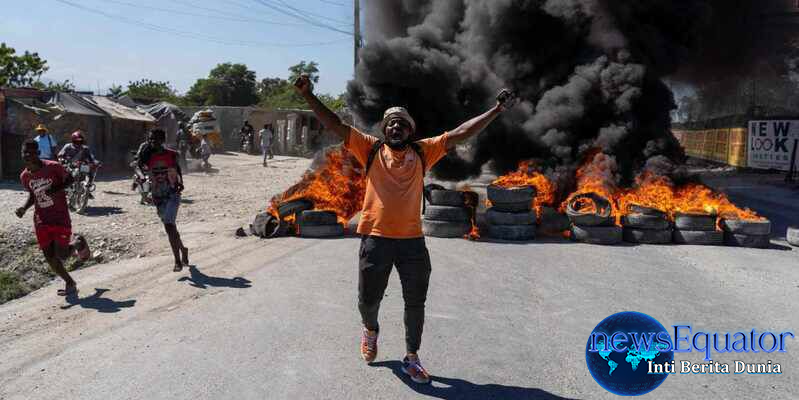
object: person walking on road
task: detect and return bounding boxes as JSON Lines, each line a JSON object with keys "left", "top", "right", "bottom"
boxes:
{"left": 16, "top": 140, "right": 91, "bottom": 297}
{"left": 138, "top": 129, "right": 189, "bottom": 272}
{"left": 259, "top": 123, "right": 273, "bottom": 167}
{"left": 176, "top": 121, "right": 191, "bottom": 168}
{"left": 33, "top": 124, "right": 58, "bottom": 161}
{"left": 294, "top": 74, "right": 516, "bottom": 384}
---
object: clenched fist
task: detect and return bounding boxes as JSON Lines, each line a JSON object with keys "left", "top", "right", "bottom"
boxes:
{"left": 293, "top": 74, "right": 314, "bottom": 96}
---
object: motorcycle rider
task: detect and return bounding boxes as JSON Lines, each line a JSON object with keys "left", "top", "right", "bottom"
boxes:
{"left": 240, "top": 120, "right": 254, "bottom": 153}
{"left": 57, "top": 130, "right": 100, "bottom": 196}
{"left": 131, "top": 137, "right": 152, "bottom": 201}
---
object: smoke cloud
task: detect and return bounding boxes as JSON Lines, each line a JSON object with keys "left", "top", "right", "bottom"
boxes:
{"left": 347, "top": 0, "right": 796, "bottom": 190}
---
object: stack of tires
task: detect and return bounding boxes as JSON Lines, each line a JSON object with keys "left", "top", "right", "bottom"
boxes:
{"left": 537, "top": 206, "right": 571, "bottom": 236}
{"left": 788, "top": 226, "right": 799, "bottom": 247}
{"left": 621, "top": 205, "right": 672, "bottom": 244}
{"left": 566, "top": 193, "right": 621, "bottom": 245}
{"left": 422, "top": 188, "right": 474, "bottom": 238}
{"left": 720, "top": 218, "right": 771, "bottom": 248}
{"left": 672, "top": 213, "right": 722, "bottom": 245}
{"left": 485, "top": 185, "right": 537, "bottom": 241}
{"left": 297, "top": 210, "right": 345, "bottom": 238}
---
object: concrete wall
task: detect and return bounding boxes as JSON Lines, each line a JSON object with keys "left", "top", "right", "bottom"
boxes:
{"left": 179, "top": 106, "right": 342, "bottom": 156}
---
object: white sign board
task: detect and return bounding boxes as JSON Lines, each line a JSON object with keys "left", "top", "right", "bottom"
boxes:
{"left": 748, "top": 120, "right": 799, "bottom": 171}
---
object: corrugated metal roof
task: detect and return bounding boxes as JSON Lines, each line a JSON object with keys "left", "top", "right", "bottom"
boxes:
{"left": 83, "top": 95, "right": 155, "bottom": 122}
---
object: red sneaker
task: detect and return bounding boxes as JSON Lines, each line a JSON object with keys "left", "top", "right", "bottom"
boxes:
{"left": 360, "top": 328, "right": 378, "bottom": 363}
{"left": 402, "top": 354, "right": 431, "bottom": 384}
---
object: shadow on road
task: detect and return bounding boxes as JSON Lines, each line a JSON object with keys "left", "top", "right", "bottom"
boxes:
{"left": 61, "top": 288, "right": 136, "bottom": 313}
{"left": 82, "top": 206, "right": 125, "bottom": 217}
{"left": 178, "top": 266, "right": 251, "bottom": 289}
{"left": 371, "top": 360, "right": 579, "bottom": 400}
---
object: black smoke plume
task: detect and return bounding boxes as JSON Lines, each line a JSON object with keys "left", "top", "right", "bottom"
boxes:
{"left": 346, "top": 0, "right": 796, "bottom": 190}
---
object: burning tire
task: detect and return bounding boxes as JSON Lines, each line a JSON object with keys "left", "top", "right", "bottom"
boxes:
{"left": 537, "top": 207, "right": 571, "bottom": 235}
{"left": 485, "top": 208, "right": 536, "bottom": 225}
{"left": 487, "top": 184, "right": 536, "bottom": 204}
{"left": 674, "top": 213, "right": 717, "bottom": 231}
{"left": 486, "top": 224, "right": 536, "bottom": 241}
{"left": 571, "top": 225, "right": 622, "bottom": 245}
{"left": 627, "top": 204, "right": 667, "bottom": 218}
{"left": 426, "top": 188, "right": 467, "bottom": 207}
{"left": 621, "top": 213, "right": 671, "bottom": 230}
{"left": 490, "top": 201, "right": 532, "bottom": 213}
{"left": 278, "top": 199, "right": 314, "bottom": 219}
{"left": 422, "top": 220, "right": 471, "bottom": 238}
{"left": 720, "top": 219, "right": 771, "bottom": 236}
{"left": 723, "top": 232, "right": 771, "bottom": 248}
{"left": 672, "top": 229, "right": 723, "bottom": 245}
{"left": 566, "top": 193, "right": 613, "bottom": 227}
{"left": 424, "top": 205, "right": 471, "bottom": 222}
{"left": 250, "top": 212, "right": 286, "bottom": 238}
{"left": 622, "top": 228, "right": 673, "bottom": 245}
{"left": 298, "top": 223, "right": 345, "bottom": 238}
{"left": 298, "top": 210, "right": 339, "bottom": 226}
{"left": 787, "top": 226, "right": 799, "bottom": 247}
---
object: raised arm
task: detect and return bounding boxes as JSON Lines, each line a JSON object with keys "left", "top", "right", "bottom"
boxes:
{"left": 293, "top": 74, "right": 350, "bottom": 142}
{"left": 445, "top": 89, "right": 517, "bottom": 149}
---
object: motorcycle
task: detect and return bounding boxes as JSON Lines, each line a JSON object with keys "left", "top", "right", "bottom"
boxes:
{"left": 62, "top": 159, "right": 99, "bottom": 214}
{"left": 129, "top": 151, "right": 152, "bottom": 205}
{"left": 240, "top": 132, "right": 254, "bottom": 154}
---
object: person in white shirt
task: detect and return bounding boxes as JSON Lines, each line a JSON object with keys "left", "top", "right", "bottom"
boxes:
{"left": 259, "top": 124, "right": 273, "bottom": 167}
{"left": 33, "top": 124, "right": 58, "bottom": 160}
{"left": 199, "top": 135, "right": 212, "bottom": 170}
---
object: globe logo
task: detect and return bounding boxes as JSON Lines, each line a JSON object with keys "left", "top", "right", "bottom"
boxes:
{"left": 585, "top": 311, "right": 674, "bottom": 396}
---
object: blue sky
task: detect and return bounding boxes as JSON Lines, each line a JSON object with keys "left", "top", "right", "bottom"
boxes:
{"left": 2, "top": 0, "right": 356, "bottom": 96}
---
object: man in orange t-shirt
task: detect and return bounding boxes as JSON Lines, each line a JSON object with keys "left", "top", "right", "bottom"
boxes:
{"left": 295, "top": 74, "right": 515, "bottom": 384}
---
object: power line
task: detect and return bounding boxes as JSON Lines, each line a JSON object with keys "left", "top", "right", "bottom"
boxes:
{"left": 273, "top": 0, "right": 352, "bottom": 26}
{"left": 217, "top": 0, "right": 349, "bottom": 26}
{"left": 250, "top": 0, "right": 353, "bottom": 35}
{"left": 317, "top": 0, "right": 348, "bottom": 7}
{"left": 54, "top": 0, "right": 351, "bottom": 47}
{"left": 104, "top": 0, "right": 307, "bottom": 26}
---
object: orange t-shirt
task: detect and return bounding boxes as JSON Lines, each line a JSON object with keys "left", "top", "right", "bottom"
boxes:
{"left": 345, "top": 126, "right": 450, "bottom": 238}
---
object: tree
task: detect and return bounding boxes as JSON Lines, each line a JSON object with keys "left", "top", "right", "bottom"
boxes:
{"left": 258, "top": 77, "right": 289, "bottom": 99}
{"left": 318, "top": 93, "right": 347, "bottom": 112}
{"left": 258, "top": 61, "right": 347, "bottom": 110}
{"left": 288, "top": 61, "right": 320, "bottom": 84}
{"left": 41, "top": 79, "right": 75, "bottom": 92}
{"left": 108, "top": 84, "right": 124, "bottom": 97}
{"left": 126, "top": 79, "right": 177, "bottom": 100}
{"left": 0, "top": 43, "right": 48, "bottom": 87}
{"left": 185, "top": 63, "right": 259, "bottom": 106}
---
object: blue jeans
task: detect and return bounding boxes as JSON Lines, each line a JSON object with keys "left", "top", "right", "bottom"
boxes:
{"left": 155, "top": 193, "right": 180, "bottom": 224}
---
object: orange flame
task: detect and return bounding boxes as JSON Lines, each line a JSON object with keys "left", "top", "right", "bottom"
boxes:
{"left": 616, "top": 172, "right": 763, "bottom": 221}
{"left": 560, "top": 151, "right": 620, "bottom": 224}
{"left": 491, "top": 161, "right": 556, "bottom": 217}
{"left": 459, "top": 185, "right": 481, "bottom": 240}
{"left": 267, "top": 148, "right": 366, "bottom": 224}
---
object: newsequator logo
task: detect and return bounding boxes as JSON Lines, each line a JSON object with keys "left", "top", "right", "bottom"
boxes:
{"left": 585, "top": 311, "right": 793, "bottom": 396}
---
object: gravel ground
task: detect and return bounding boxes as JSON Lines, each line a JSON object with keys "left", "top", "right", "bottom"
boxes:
{"left": 0, "top": 152, "right": 312, "bottom": 303}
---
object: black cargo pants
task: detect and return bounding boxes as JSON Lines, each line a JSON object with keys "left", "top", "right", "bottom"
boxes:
{"left": 358, "top": 235, "right": 432, "bottom": 354}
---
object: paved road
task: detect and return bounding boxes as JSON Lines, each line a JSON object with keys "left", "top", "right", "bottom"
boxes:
{"left": 1, "top": 170, "right": 798, "bottom": 399}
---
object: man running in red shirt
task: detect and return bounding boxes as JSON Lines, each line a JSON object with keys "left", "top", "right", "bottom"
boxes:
{"left": 16, "top": 140, "right": 88, "bottom": 297}
{"left": 138, "top": 129, "right": 189, "bottom": 272}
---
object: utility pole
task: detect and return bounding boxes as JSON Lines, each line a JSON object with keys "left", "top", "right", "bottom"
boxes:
{"left": 354, "top": 0, "right": 361, "bottom": 70}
